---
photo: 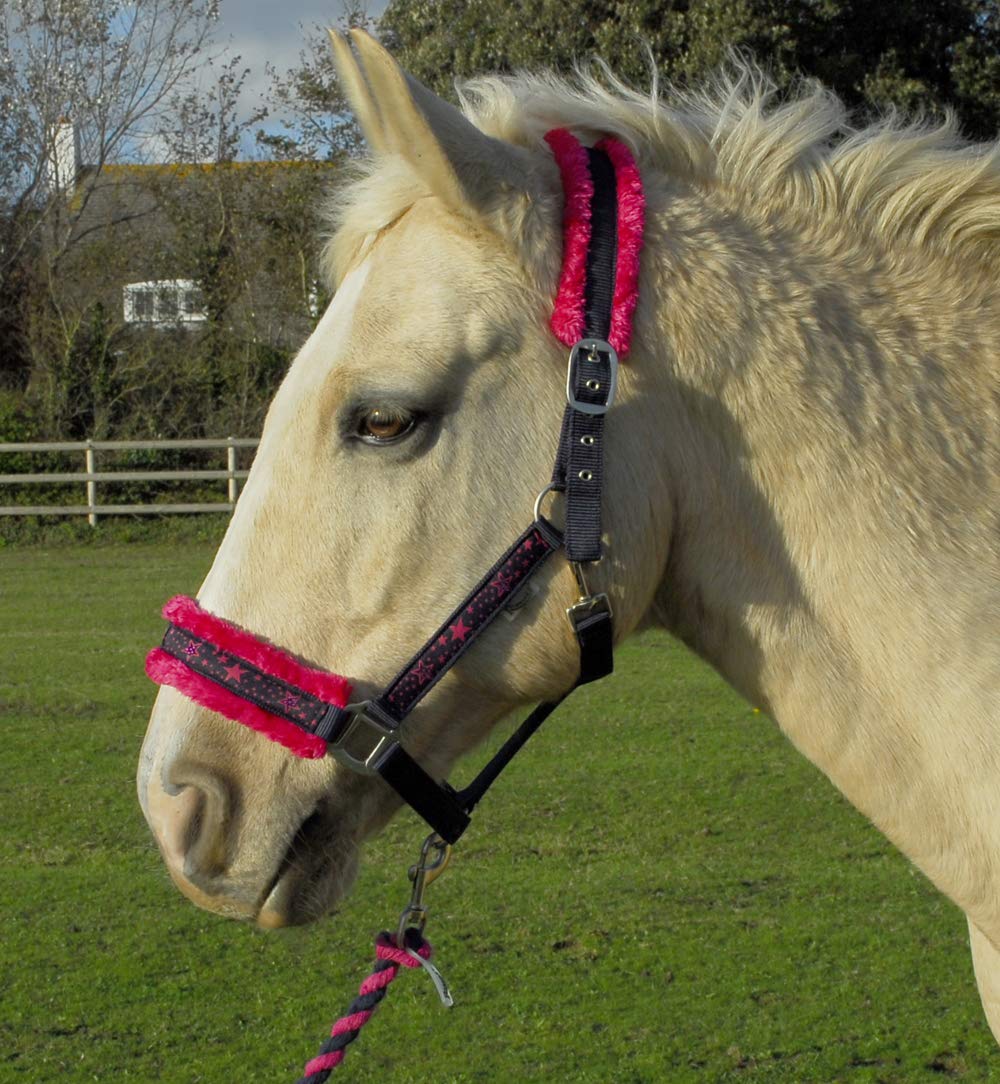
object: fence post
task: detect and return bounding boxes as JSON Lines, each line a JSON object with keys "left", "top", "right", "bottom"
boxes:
{"left": 226, "top": 437, "right": 237, "bottom": 508}
{"left": 85, "top": 441, "right": 97, "bottom": 527}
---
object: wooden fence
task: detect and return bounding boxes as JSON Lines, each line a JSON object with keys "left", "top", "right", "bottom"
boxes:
{"left": 0, "top": 438, "right": 260, "bottom": 525}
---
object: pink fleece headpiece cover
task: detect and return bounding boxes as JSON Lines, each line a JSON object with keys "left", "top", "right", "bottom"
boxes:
{"left": 543, "top": 130, "right": 645, "bottom": 357}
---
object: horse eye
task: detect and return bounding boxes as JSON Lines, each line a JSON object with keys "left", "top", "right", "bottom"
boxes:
{"left": 358, "top": 407, "right": 415, "bottom": 444}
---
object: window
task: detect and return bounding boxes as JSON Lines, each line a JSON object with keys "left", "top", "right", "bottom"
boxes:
{"left": 123, "top": 280, "right": 207, "bottom": 327}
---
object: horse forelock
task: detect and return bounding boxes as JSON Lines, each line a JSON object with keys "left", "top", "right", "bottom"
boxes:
{"left": 322, "top": 156, "right": 431, "bottom": 288}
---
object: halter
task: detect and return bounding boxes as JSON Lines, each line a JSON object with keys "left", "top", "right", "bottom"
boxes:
{"left": 146, "top": 128, "right": 644, "bottom": 1082}
{"left": 146, "top": 128, "right": 645, "bottom": 847}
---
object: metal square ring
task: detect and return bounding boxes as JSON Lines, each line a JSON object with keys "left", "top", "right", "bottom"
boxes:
{"left": 327, "top": 701, "right": 399, "bottom": 774}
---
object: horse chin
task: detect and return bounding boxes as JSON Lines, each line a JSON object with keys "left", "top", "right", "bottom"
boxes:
{"left": 256, "top": 863, "right": 355, "bottom": 929}
{"left": 255, "top": 814, "right": 362, "bottom": 929}
{"left": 159, "top": 828, "right": 359, "bottom": 929}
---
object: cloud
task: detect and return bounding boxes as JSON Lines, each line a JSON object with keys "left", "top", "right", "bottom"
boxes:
{"left": 217, "top": 0, "right": 389, "bottom": 149}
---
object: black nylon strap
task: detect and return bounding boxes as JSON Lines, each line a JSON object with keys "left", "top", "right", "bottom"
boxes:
{"left": 559, "top": 342, "right": 615, "bottom": 562}
{"left": 372, "top": 743, "right": 471, "bottom": 844}
{"left": 455, "top": 697, "right": 566, "bottom": 815}
{"left": 583, "top": 147, "right": 618, "bottom": 337}
{"left": 573, "top": 606, "right": 614, "bottom": 684}
{"left": 553, "top": 147, "right": 618, "bottom": 564}
{"left": 445, "top": 600, "right": 612, "bottom": 825}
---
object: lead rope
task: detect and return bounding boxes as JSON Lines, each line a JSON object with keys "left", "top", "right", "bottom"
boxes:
{"left": 296, "top": 833, "right": 453, "bottom": 1082}
{"left": 296, "top": 931, "right": 434, "bottom": 1083}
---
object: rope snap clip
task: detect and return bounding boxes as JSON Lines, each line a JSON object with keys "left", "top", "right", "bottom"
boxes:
{"left": 397, "top": 831, "right": 451, "bottom": 946}
{"left": 396, "top": 832, "right": 454, "bottom": 1007}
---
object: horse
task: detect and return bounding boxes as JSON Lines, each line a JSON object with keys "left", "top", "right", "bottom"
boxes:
{"left": 138, "top": 29, "right": 1000, "bottom": 1042}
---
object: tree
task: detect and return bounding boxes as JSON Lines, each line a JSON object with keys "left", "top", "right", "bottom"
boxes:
{"left": 144, "top": 158, "right": 334, "bottom": 435}
{"left": 161, "top": 54, "right": 267, "bottom": 165}
{"left": 0, "top": 0, "right": 221, "bottom": 400}
{"left": 378, "top": 0, "right": 1000, "bottom": 141}
{"left": 257, "top": 1, "right": 374, "bottom": 161}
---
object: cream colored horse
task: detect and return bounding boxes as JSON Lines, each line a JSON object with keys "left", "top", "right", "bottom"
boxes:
{"left": 138, "top": 31, "right": 1000, "bottom": 1040}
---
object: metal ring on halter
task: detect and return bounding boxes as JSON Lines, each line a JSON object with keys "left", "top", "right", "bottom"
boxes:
{"left": 533, "top": 483, "right": 563, "bottom": 523}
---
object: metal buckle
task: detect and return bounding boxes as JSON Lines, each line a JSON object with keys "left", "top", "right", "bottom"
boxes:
{"left": 327, "top": 701, "right": 399, "bottom": 775}
{"left": 566, "top": 337, "right": 618, "bottom": 415}
{"left": 566, "top": 591, "right": 613, "bottom": 632}
{"left": 567, "top": 562, "right": 612, "bottom": 629}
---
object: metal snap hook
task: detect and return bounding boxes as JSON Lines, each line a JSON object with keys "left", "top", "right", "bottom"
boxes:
{"left": 396, "top": 832, "right": 451, "bottom": 948}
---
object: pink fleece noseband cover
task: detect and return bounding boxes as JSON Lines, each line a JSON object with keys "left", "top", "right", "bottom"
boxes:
{"left": 146, "top": 596, "right": 352, "bottom": 759}
{"left": 146, "top": 520, "right": 560, "bottom": 760}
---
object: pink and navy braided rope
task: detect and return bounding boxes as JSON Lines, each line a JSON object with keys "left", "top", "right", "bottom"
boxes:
{"left": 296, "top": 931, "right": 431, "bottom": 1083}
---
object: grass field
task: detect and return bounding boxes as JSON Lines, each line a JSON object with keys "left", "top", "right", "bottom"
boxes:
{"left": 2, "top": 540, "right": 997, "bottom": 1082}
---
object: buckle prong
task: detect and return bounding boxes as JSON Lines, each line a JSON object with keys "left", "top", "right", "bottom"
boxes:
{"left": 571, "top": 560, "right": 592, "bottom": 601}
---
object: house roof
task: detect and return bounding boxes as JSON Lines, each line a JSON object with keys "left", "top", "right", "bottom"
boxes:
{"left": 70, "top": 158, "right": 338, "bottom": 230}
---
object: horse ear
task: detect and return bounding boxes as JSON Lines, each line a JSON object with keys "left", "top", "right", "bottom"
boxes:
{"left": 337, "top": 29, "right": 541, "bottom": 226}
{"left": 327, "top": 29, "right": 388, "bottom": 154}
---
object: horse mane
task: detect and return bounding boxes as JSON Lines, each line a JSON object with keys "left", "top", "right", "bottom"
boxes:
{"left": 326, "top": 58, "right": 1000, "bottom": 283}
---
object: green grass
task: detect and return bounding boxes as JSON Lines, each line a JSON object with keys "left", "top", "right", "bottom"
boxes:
{"left": 0, "top": 511, "right": 229, "bottom": 549}
{"left": 1, "top": 543, "right": 996, "bottom": 1082}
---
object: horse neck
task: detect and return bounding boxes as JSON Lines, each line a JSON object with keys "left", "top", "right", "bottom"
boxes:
{"left": 639, "top": 175, "right": 996, "bottom": 729}
{"left": 631, "top": 175, "right": 1000, "bottom": 937}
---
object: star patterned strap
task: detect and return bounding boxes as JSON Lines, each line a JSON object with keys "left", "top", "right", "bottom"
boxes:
{"left": 145, "top": 594, "right": 353, "bottom": 760}
{"left": 159, "top": 625, "right": 337, "bottom": 734}
{"left": 374, "top": 519, "right": 561, "bottom": 723}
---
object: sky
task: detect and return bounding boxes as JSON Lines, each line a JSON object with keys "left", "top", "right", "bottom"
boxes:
{"left": 217, "top": 0, "right": 388, "bottom": 151}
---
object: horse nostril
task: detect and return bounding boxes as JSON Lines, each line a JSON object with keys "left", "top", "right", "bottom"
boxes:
{"left": 151, "top": 782, "right": 203, "bottom": 868}
{"left": 146, "top": 768, "right": 232, "bottom": 883}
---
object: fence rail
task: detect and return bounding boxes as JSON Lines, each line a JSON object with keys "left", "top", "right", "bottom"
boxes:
{"left": 0, "top": 438, "right": 260, "bottom": 524}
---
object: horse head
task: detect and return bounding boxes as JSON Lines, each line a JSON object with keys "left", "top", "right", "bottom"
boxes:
{"left": 137, "top": 31, "right": 668, "bottom": 926}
